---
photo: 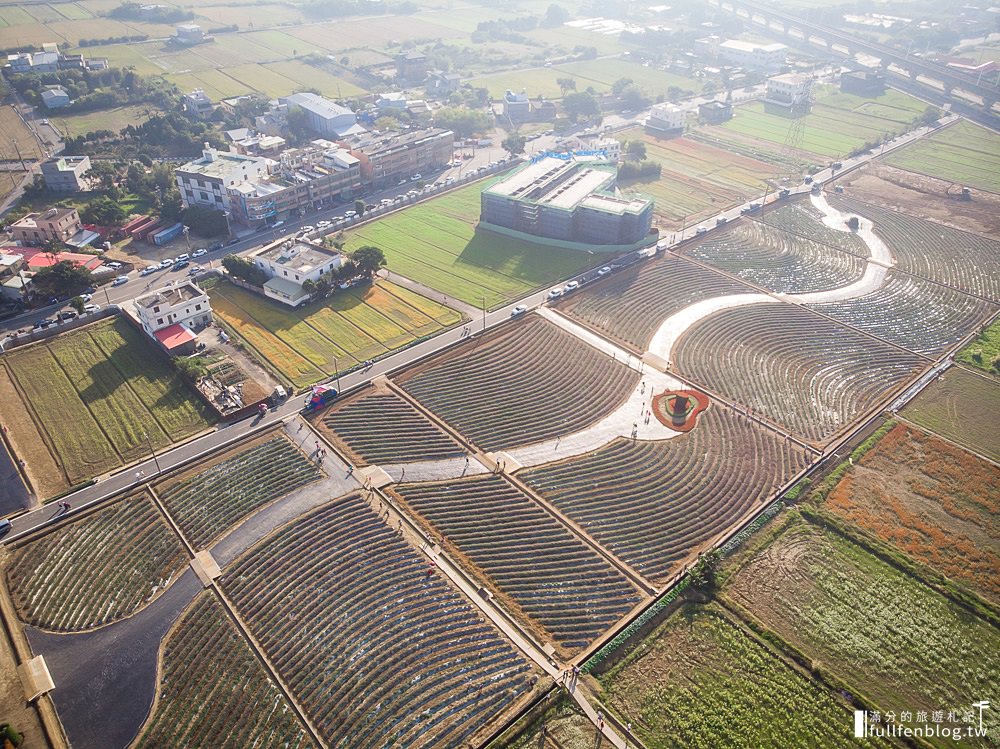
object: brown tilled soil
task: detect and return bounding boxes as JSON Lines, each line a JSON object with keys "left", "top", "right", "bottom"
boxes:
{"left": 834, "top": 162, "right": 1000, "bottom": 237}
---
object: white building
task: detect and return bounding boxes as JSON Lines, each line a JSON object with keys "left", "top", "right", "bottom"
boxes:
{"left": 278, "top": 93, "right": 364, "bottom": 138}
{"left": 646, "top": 103, "right": 686, "bottom": 134}
{"left": 765, "top": 73, "right": 812, "bottom": 108}
{"left": 593, "top": 137, "right": 622, "bottom": 162}
{"left": 40, "top": 85, "right": 70, "bottom": 109}
{"left": 134, "top": 281, "right": 212, "bottom": 353}
{"left": 40, "top": 155, "right": 91, "bottom": 192}
{"left": 174, "top": 23, "right": 204, "bottom": 44}
{"left": 182, "top": 89, "right": 214, "bottom": 118}
{"left": 175, "top": 144, "right": 271, "bottom": 212}
{"left": 250, "top": 238, "right": 344, "bottom": 307}
{"left": 718, "top": 39, "right": 787, "bottom": 71}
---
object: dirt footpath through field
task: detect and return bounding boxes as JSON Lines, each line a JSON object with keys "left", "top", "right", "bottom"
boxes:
{"left": 836, "top": 163, "right": 1000, "bottom": 238}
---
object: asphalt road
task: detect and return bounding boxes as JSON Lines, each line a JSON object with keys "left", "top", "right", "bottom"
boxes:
{"left": 0, "top": 435, "right": 30, "bottom": 516}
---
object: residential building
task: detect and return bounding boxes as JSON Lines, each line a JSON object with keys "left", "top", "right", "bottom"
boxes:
{"left": 230, "top": 134, "right": 286, "bottom": 157}
{"left": 481, "top": 155, "right": 654, "bottom": 246}
{"left": 174, "top": 23, "right": 205, "bottom": 44}
{"left": 340, "top": 127, "right": 453, "bottom": 187}
{"left": 0, "top": 252, "right": 29, "bottom": 302}
{"left": 40, "top": 155, "right": 91, "bottom": 192}
{"left": 182, "top": 89, "right": 214, "bottom": 118}
{"left": 592, "top": 137, "right": 622, "bottom": 162}
{"left": 6, "top": 53, "right": 33, "bottom": 73}
{"left": 175, "top": 144, "right": 271, "bottom": 212}
{"left": 30, "top": 51, "right": 59, "bottom": 72}
{"left": 502, "top": 90, "right": 532, "bottom": 123}
{"left": 227, "top": 141, "right": 362, "bottom": 227}
{"left": 840, "top": 70, "right": 886, "bottom": 96}
{"left": 10, "top": 207, "right": 83, "bottom": 244}
{"left": 765, "top": 73, "right": 812, "bottom": 108}
{"left": 427, "top": 70, "right": 462, "bottom": 94}
{"left": 249, "top": 238, "right": 344, "bottom": 307}
{"left": 376, "top": 92, "right": 408, "bottom": 112}
{"left": 717, "top": 39, "right": 787, "bottom": 71}
{"left": 698, "top": 99, "right": 733, "bottom": 123}
{"left": 279, "top": 93, "right": 364, "bottom": 138}
{"left": 395, "top": 51, "right": 428, "bottom": 83}
{"left": 134, "top": 281, "right": 212, "bottom": 354}
{"left": 12, "top": 247, "right": 104, "bottom": 272}
{"left": 645, "top": 102, "right": 686, "bottom": 135}
{"left": 220, "top": 94, "right": 256, "bottom": 114}
{"left": 40, "top": 85, "right": 70, "bottom": 109}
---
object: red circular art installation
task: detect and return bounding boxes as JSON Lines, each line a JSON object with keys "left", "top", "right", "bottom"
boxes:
{"left": 652, "top": 389, "right": 710, "bottom": 432}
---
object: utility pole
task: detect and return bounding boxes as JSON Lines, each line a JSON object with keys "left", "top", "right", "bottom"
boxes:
{"left": 11, "top": 139, "right": 26, "bottom": 172}
{"left": 333, "top": 355, "right": 341, "bottom": 390}
{"left": 480, "top": 296, "right": 486, "bottom": 334}
{"left": 143, "top": 430, "right": 162, "bottom": 473}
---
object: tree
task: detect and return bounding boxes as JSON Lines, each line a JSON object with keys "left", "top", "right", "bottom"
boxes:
{"left": 562, "top": 91, "right": 600, "bottom": 122}
{"left": 688, "top": 549, "right": 721, "bottom": 596}
{"left": 618, "top": 84, "right": 649, "bottom": 111}
{"left": 80, "top": 196, "right": 127, "bottom": 226}
{"left": 626, "top": 140, "right": 647, "bottom": 160}
{"left": 221, "top": 254, "right": 268, "bottom": 285}
{"left": 352, "top": 245, "right": 386, "bottom": 277}
{"left": 501, "top": 133, "right": 526, "bottom": 155}
{"left": 69, "top": 296, "right": 86, "bottom": 315}
{"left": 85, "top": 160, "right": 118, "bottom": 190}
{"left": 433, "top": 107, "right": 491, "bottom": 138}
{"left": 182, "top": 205, "right": 227, "bottom": 237}
{"left": 30, "top": 261, "right": 94, "bottom": 298}
{"left": 611, "top": 77, "right": 634, "bottom": 96}
{"left": 543, "top": 3, "right": 570, "bottom": 26}
{"left": 354, "top": 199, "right": 367, "bottom": 216}
{"left": 556, "top": 77, "right": 577, "bottom": 96}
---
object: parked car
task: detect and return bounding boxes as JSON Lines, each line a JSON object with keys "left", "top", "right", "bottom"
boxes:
{"left": 398, "top": 178, "right": 408, "bottom": 185}
{"left": 192, "top": 248, "right": 208, "bottom": 258}
{"left": 317, "top": 220, "right": 331, "bottom": 228}
{"left": 187, "top": 264, "right": 202, "bottom": 275}
{"left": 33, "top": 319, "right": 54, "bottom": 329}
{"left": 695, "top": 226, "right": 709, "bottom": 235}
{"left": 112, "top": 275, "right": 129, "bottom": 286}
{"left": 211, "top": 242, "right": 225, "bottom": 251}
{"left": 105, "top": 260, "right": 123, "bottom": 270}
{"left": 175, "top": 253, "right": 190, "bottom": 262}
{"left": 83, "top": 303, "right": 101, "bottom": 313}
{"left": 547, "top": 287, "right": 563, "bottom": 299}
{"left": 173, "top": 259, "right": 190, "bottom": 271}
{"left": 57, "top": 310, "right": 77, "bottom": 321}
{"left": 344, "top": 210, "right": 357, "bottom": 218}
{"left": 227, "top": 238, "right": 240, "bottom": 245}
{"left": 511, "top": 304, "right": 528, "bottom": 316}
{"left": 716, "top": 216, "right": 728, "bottom": 226}
{"left": 158, "top": 258, "right": 174, "bottom": 269}
{"left": 140, "top": 266, "right": 158, "bottom": 276}
{"left": 410, "top": 173, "right": 422, "bottom": 181}
{"left": 0, "top": 519, "right": 12, "bottom": 538}
{"left": 564, "top": 280, "right": 579, "bottom": 292}
{"left": 79, "top": 293, "right": 93, "bottom": 303}
{"left": 597, "top": 266, "right": 612, "bottom": 276}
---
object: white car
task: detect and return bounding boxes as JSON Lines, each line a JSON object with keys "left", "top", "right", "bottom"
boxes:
{"left": 187, "top": 264, "right": 203, "bottom": 275}
{"left": 511, "top": 304, "right": 528, "bottom": 316}
{"left": 83, "top": 303, "right": 101, "bottom": 313}
{"left": 547, "top": 287, "right": 563, "bottom": 299}
{"left": 105, "top": 260, "right": 122, "bottom": 270}
{"left": 317, "top": 220, "right": 332, "bottom": 228}
{"left": 158, "top": 258, "right": 173, "bottom": 269}
{"left": 192, "top": 248, "right": 208, "bottom": 258}
{"left": 272, "top": 220, "right": 285, "bottom": 228}
{"left": 175, "top": 253, "right": 190, "bottom": 262}
{"left": 597, "top": 266, "right": 612, "bottom": 276}
{"left": 411, "top": 173, "right": 422, "bottom": 181}
{"left": 79, "top": 293, "right": 93, "bottom": 303}
{"left": 398, "top": 179, "right": 408, "bottom": 186}
{"left": 344, "top": 210, "right": 357, "bottom": 218}
{"left": 380, "top": 198, "right": 392, "bottom": 206}
{"left": 112, "top": 275, "right": 129, "bottom": 286}
{"left": 300, "top": 225, "right": 315, "bottom": 233}
{"left": 564, "top": 280, "right": 579, "bottom": 292}
{"left": 140, "top": 266, "right": 158, "bottom": 276}
{"left": 695, "top": 226, "right": 709, "bottom": 235}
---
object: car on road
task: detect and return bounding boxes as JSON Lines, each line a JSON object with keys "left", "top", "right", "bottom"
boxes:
{"left": 79, "top": 293, "right": 93, "bottom": 303}
{"left": 158, "top": 258, "right": 173, "bottom": 269}
{"left": 0, "top": 519, "right": 12, "bottom": 538}
{"left": 411, "top": 173, "right": 422, "bottom": 181}
{"left": 547, "top": 287, "right": 563, "bottom": 299}
{"left": 695, "top": 226, "right": 709, "bottom": 235}
{"left": 173, "top": 260, "right": 190, "bottom": 271}
{"left": 112, "top": 275, "right": 129, "bottom": 286}
{"left": 511, "top": 304, "right": 528, "bottom": 316}
{"left": 187, "top": 264, "right": 202, "bottom": 275}
{"left": 317, "top": 220, "right": 331, "bottom": 228}
{"left": 564, "top": 280, "right": 579, "bottom": 292}
{"left": 40, "top": 119, "right": 49, "bottom": 126}
{"left": 227, "top": 238, "right": 240, "bottom": 246}
{"left": 83, "top": 303, "right": 100, "bottom": 313}
{"left": 211, "top": 241, "right": 225, "bottom": 251}
{"left": 192, "top": 248, "right": 208, "bottom": 258}
{"left": 398, "top": 178, "right": 408, "bottom": 186}
{"left": 716, "top": 216, "right": 728, "bottom": 226}
{"left": 33, "top": 319, "right": 54, "bottom": 329}
{"left": 57, "top": 310, "right": 77, "bottom": 321}
{"left": 140, "top": 266, "right": 158, "bottom": 276}
{"left": 175, "top": 253, "right": 190, "bottom": 262}
{"left": 344, "top": 210, "right": 357, "bottom": 218}
{"left": 597, "top": 266, "right": 612, "bottom": 276}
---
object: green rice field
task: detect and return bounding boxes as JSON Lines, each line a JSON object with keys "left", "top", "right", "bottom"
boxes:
{"left": 885, "top": 120, "right": 1000, "bottom": 193}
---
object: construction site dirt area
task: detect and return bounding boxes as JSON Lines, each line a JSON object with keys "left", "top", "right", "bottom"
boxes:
{"left": 835, "top": 162, "right": 1000, "bottom": 238}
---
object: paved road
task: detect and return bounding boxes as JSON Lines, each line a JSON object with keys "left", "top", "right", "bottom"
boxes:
{"left": 0, "top": 436, "right": 30, "bottom": 516}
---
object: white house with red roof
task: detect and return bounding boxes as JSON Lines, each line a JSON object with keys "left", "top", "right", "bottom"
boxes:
{"left": 133, "top": 281, "right": 212, "bottom": 355}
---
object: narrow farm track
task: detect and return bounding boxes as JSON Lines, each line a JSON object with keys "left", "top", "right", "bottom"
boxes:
{"left": 221, "top": 494, "right": 535, "bottom": 749}
{"left": 319, "top": 390, "right": 464, "bottom": 466}
{"left": 134, "top": 593, "right": 316, "bottom": 749}
{"left": 397, "top": 315, "right": 638, "bottom": 451}
{"left": 6, "top": 492, "right": 187, "bottom": 631}
{"left": 157, "top": 436, "right": 322, "bottom": 550}
{"left": 393, "top": 474, "right": 643, "bottom": 653}
{"left": 521, "top": 407, "right": 808, "bottom": 584}
{"left": 673, "top": 304, "right": 926, "bottom": 443}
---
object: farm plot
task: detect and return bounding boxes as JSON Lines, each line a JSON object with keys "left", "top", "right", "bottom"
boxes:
{"left": 135, "top": 593, "right": 315, "bottom": 749}
{"left": 317, "top": 389, "right": 463, "bottom": 466}
{"left": 673, "top": 304, "right": 926, "bottom": 443}
{"left": 0, "top": 318, "right": 213, "bottom": 496}
{"left": 824, "top": 423, "right": 1000, "bottom": 606}
{"left": 393, "top": 474, "right": 642, "bottom": 653}
{"left": 557, "top": 254, "right": 750, "bottom": 352}
{"left": 396, "top": 315, "right": 638, "bottom": 451}
{"left": 885, "top": 120, "right": 1000, "bottom": 194}
{"left": 264, "top": 60, "right": 366, "bottom": 98}
{"left": 521, "top": 406, "right": 808, "bottom": 583}
{"left": 903, "top": 367, "right": 1000, "bottom": 463}
{"left": 341, "top": 181, "right": 594, "bottom": 309}
{"left": 809, "top": 272, "right": 996, "bottom": 357}
{"left": 157, "top": 434, "right": 322, "bottom": 549}
{"left": 706, "top": 88, "right": 928, "bottom": 162}
{"left": 830, "top": 195, "right": 1000, "bottom": 301}
{"left": 222, "top": 493, "right": 535, "bottom": 749}
{"left": 6, "top": 491, "right": 186, "bottom": 631}
{"left": 210, "top": 280, "right": 462, "bottom": 389}
{"left": 726, "top": 516, "right": 1000, "bottom": 740}
{"left": 54, "top": 104, "right": 163, "bottom": 139}
{"left": 957, "top": 318, "right": 1000, "bottom": 376}
{"left": 285, "top": 14, "right": 463, "bottom": 53}
{"left": 617, "top": 130, "right": 781, "bottom": 226}
{"left": 687, "top": 215, "right": 866, "bottom": 294}
{"left": 601, "top": 605, "right": 859, "bottom": 749}
{"left": 0, "top": 106, "right": 44, "bottom": 161}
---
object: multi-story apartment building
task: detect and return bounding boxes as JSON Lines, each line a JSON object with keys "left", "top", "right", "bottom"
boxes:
{"left": 249, "top": 238, "right": 344, "bottom": 307}
{"left": 340, "top": 128, "right": 453, "bottom": 188}
{"left": 10, "top": 207, "right": 83, "bottom": 244}
{"left": 175, "top": 145, "right": 271, "bottom": 213}
{"left": 134, "top": 281, "right": 212, "bottom": 354}
{"left": 40, "top": 155, "right": 91, "bottom": 192}
{"left": 765, "top": 73, "right": 812, "bottom": 108}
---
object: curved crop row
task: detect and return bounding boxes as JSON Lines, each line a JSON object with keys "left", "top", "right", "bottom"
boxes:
{"left": 673, "top": 304, "right": 926, "bottom": 442}
{"left": 810, "top": 272, "right": 996, "bottom": 356}
{"left": 393, "top": 474, "right": 641, "bottom": 652}
{"left": 397, "top": 315, "right": 637, "bottom": 450}
{"left": 321, "top": 391, "right": 463, "bottom": 465}
{"left": 558, "top": 255, "right": 750, "bottom": 351}
{"left": 520, "top": 407, "right": 808, "bottom": 583}
{"left": 760, "top": 202, "right": 869, "bottom": 254}
{"left": 222, "top": 494, "right": 533, "bottom": 749}
{"left": 830, "top": 195, "right": 1000, "bottom": 301}
{"left": 7, "top": 492, "right": 186, "bottom": 631}
{"left": 135, "top": 593, "right": 316, "bottom": 749}
{"left": 688, "top": 218, "right": 866, "bottom": 294}
{"left": 159, "top": 437, "right": 321, "bottom": 549}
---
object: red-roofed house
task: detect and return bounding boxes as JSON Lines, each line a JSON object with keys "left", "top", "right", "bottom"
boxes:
{"left": 8, "top": 247, "right": 104, "bottom": 272}
{"left": 134, "top": 281, "right": 212, "bottom": 355}
{"left": 153, "top": 323, "right": 198, "bottom": 353}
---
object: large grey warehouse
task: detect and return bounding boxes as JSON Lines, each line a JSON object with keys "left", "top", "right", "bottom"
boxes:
{"left": 480, "top": 155, "right": 654, "bottom": 246}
